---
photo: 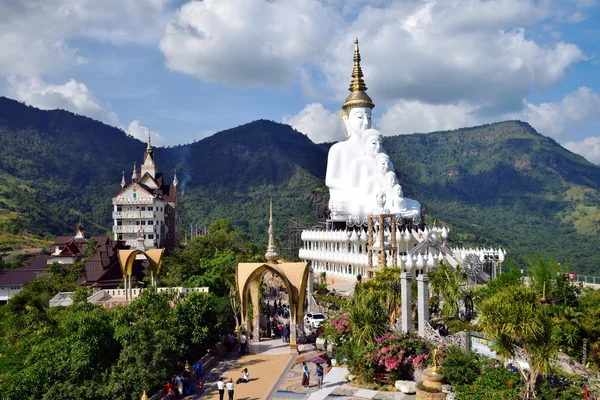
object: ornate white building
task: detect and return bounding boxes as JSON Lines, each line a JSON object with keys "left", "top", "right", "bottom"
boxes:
{"left": 112, "top": 134, "right": 179, "bottom": 252}
{"left": 300, "top": 40, "right": 505, "bottom": 285}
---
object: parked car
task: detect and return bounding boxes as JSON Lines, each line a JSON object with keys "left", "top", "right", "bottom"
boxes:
{"left": 304, "top": 312, "right": 326, "bottom": 328}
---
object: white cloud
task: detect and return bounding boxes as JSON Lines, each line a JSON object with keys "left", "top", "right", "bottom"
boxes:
{"left": 0, "top": 0, "right": 170, "bottom": 78}
{"left": 521, "top": 87, "right": 600, "bottom": 138}
{"left": 321, "top": 1, "right": 585, "bottom": 110}
{"left": 283, "top": 103, "right": 345, "bottom": 143}
{"left": 377, "top": 87, "right": 600, "bottom": 139}
{"left": 565, "top": 11, "right": 587, "bottom": 23}
{"left": 563, "top": 137, "right": 600, "bottom": 164}
{"left": 159, "top": 0, "right": 340, "bottom": 86}
{"left": 125, "top": 120, "right": 167, "bottom": 147}
{"left": 379, "top": 101, "right": 481, "bottom": 135}
{"left": 6, "top": 76, "right": 119, "bottom": 125}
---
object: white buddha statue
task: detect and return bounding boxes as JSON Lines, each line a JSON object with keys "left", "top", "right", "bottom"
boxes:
{"left": 325, "top": 39, "right": 422, "bottom": 223}
{"left": 326, "top": 40, "right": 375, "bottom": 217}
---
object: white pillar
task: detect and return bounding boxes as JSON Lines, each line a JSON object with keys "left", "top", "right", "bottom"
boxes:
{"left": 401, "top": 271, "right": 412, "bottom": 333}
{"left": 417, "top": 273, "right": 430, "bottom": 337}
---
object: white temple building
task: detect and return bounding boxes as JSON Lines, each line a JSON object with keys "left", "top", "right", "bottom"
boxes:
{"left": 112, "top": 133, "right": 179, "bottom": 252}
{"left": 300, "top": 40, "right": 505, "bottom": 285}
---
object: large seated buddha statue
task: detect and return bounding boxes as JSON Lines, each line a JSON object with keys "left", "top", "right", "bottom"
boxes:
{"left": 325, "top": 39, "right": 421, "bottom": 223}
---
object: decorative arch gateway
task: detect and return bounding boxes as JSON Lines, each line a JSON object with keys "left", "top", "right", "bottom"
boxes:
{"left": 118, "top": 248, "right": 165, "bottom": 300}
{"left": 236, "top": 200, "right": 309, "bottom": 353}
{"left": 236, "top": 261, "right": 309, "bottom": 353}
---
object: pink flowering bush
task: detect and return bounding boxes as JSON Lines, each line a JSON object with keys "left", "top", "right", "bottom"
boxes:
{"left": 361, "top": 333, "right": 438, "bottom": 382}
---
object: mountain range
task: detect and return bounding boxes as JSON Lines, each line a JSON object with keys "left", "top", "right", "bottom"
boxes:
{"left": 0, "top": 96, "right": 599, "bottom": 275}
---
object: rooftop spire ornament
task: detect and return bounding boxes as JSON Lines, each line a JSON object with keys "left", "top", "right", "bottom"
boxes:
{"left": 131, "top": 161, "right": 137, "bottom": 182}
{"left": 146, "top": 127, "right": 152, "bottom": 152}
{"left": 265, "top": 198, "right": 280, "bottom": 263}
{"left": 342, "top": 38, "right": 375, "bottom": 114}
{"left": 121, "top": 170, "right": 126, "bottom": 188}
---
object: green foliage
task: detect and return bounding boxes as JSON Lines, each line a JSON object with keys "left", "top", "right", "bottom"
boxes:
{"left": 454, "top": 363, "right": 521, "bottom": 400}
{"left": 478, "top": 285, "right": 556, "bottom": 396}
{"left": 0, "top": 288, "right": 232, "bottom": 399}
{"left": 439, "top": 347, "right": 483, "bottom": 386}
{"left": 476, "top": 260, "right": 523, "bottom": 302}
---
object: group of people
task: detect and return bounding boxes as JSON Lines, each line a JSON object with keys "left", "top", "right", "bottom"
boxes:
{"left": 164, "top": 359, "right": 205, "bottom": 397}
{"left": 301, "top": 361, "right": 325, "bottom": 390}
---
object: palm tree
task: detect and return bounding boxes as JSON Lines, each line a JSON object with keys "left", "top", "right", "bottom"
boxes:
{"left": 429, "top": 262, "right": 467, "bottom": 321}
{"left": 478, "top": 285, "right": 556, "bottom": 398}
{"left": 348, "top": 289, "right": 388, "bottom": 351}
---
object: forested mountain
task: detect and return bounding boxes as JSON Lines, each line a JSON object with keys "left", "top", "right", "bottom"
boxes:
{"left": 1, "top": 96, "right": 599, "bottom": 274}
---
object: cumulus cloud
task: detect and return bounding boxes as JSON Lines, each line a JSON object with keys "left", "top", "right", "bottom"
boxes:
{"left": 321, "top": 0, "right": 585, "bottom": 112}
{"left": 0, "top": 0, "right": 170, "bottom": 78}
{"left": 521, "top": 87, "right": 600, "bottom": 138}
{"left": 159, "top": 0, "right": 340, "bottom": 86}
{"left": 563, "top": 137, "right": 600, "bottom": 164}
{"left": 379, "top": 101, "right": 481, "bottom": 135}
{"left": 7, "top": 76, "right": 119, "bottom": 125}
{"left": 125, "top": 120, "right": 167, "bottom": 147}
{"left": 283, "top": 103, "right": 345, "bottom": 143}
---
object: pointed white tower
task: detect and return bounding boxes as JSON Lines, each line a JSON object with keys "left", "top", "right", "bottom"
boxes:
{"left": 120, "top": 170, "right": 126, "bottom": 188}
{"left": 265, "top": 199, "right": 280, "bottom": 263}
{"left": 141, "top": 128, "right": 157, "bottom": 179}
{"left": 173, "top": 169, "right": 179, "bottom": 187}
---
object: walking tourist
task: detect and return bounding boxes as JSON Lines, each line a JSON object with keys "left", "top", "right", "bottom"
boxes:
{"left": 226, "top": 377, "right": 235, "bottom": 400}
{"left": 316, "top": 363, "right": 324, "bottom": 389}
{"left": 301, "top": 361, "right": 310, "bottom": 388}
{"left": 216, "top": 378, "right": 225, "bottom": 400}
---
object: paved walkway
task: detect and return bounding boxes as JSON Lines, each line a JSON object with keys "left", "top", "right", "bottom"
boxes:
{"left": 270, "top": 345, "right": 416, "bottom": 400}
{"left": 184, "top": 339, "right": 294, "bottom": 400}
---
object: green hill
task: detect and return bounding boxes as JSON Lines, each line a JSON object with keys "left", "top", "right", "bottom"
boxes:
{"left": 0, "top": 97, "right": 599, "bottom": 274}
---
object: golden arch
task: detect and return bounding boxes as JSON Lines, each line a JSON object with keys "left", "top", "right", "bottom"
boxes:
{"left": 118, "top": 248, "right": 165, "bottom": 300}
{"left": 237, "top": 262, "right": 309, "bottom": 352}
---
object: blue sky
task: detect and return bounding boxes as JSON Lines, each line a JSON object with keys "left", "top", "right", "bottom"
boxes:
{"left": 1, "top": 0, "right": 599, "bottom": 162}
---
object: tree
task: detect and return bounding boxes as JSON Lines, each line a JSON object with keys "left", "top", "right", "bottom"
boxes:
{"left": 478, "top": 285, "right": 556, "bottom": 398}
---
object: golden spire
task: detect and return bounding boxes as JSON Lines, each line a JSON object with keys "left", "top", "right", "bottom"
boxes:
{"left": 342, "top": 38, "right": 375, "bottom": 114}
{"left": 265, "top": 198, "right": 279, "bottom": 263}
{"left": 141, "top": 391, "right": 149, "bottom": 400}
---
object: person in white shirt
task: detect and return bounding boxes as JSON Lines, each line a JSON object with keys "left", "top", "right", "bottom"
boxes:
{"left": 239, "top": 333, "right": 247, "bottom": 354}
{"left": 226, "top": 378, "right": 234, "bottom": 400}
{"left": 236, "top": 368, "right": 249, "bottom": 384}
{"left": 216, "top": 378, "right": 225, "bottom": 400}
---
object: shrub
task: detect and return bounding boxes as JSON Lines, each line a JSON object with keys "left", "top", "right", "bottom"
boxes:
{"left": 439, "top": 346, "right": 482, "bottom": 386}
{"left": 361, "top": 332, "right": 435, "bottom": 382}
{"left": 454, "top": 363, "right": 520, "bottom": 400}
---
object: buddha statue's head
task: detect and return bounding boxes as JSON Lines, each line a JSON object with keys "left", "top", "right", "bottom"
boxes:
{"left": 360, "top": 128, "right": 382, "bottom": 157}
{"left": 375, "top": 153, "right": 391, "bottom": 175}
{"left": 340, "top": 39, "right": 375, "bottom": 137}
{"left": 385, "top": 171, "right": 398, "bottom": 188}
{"left": 393, "top": 184, "right": 403, "bottom": 198}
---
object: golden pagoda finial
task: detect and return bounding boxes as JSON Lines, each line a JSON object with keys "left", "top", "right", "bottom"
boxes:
{"left": 141, "top": 391, "right": 149, "bottom": 400}
{"left": 265, "top": 198, "right": 279, "bottom": 263}
{"left": 185, "top": 360, "right": 191, "bottom": 372}
{"left": 342, "top": 38, "right": 375, "bottom": 114}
